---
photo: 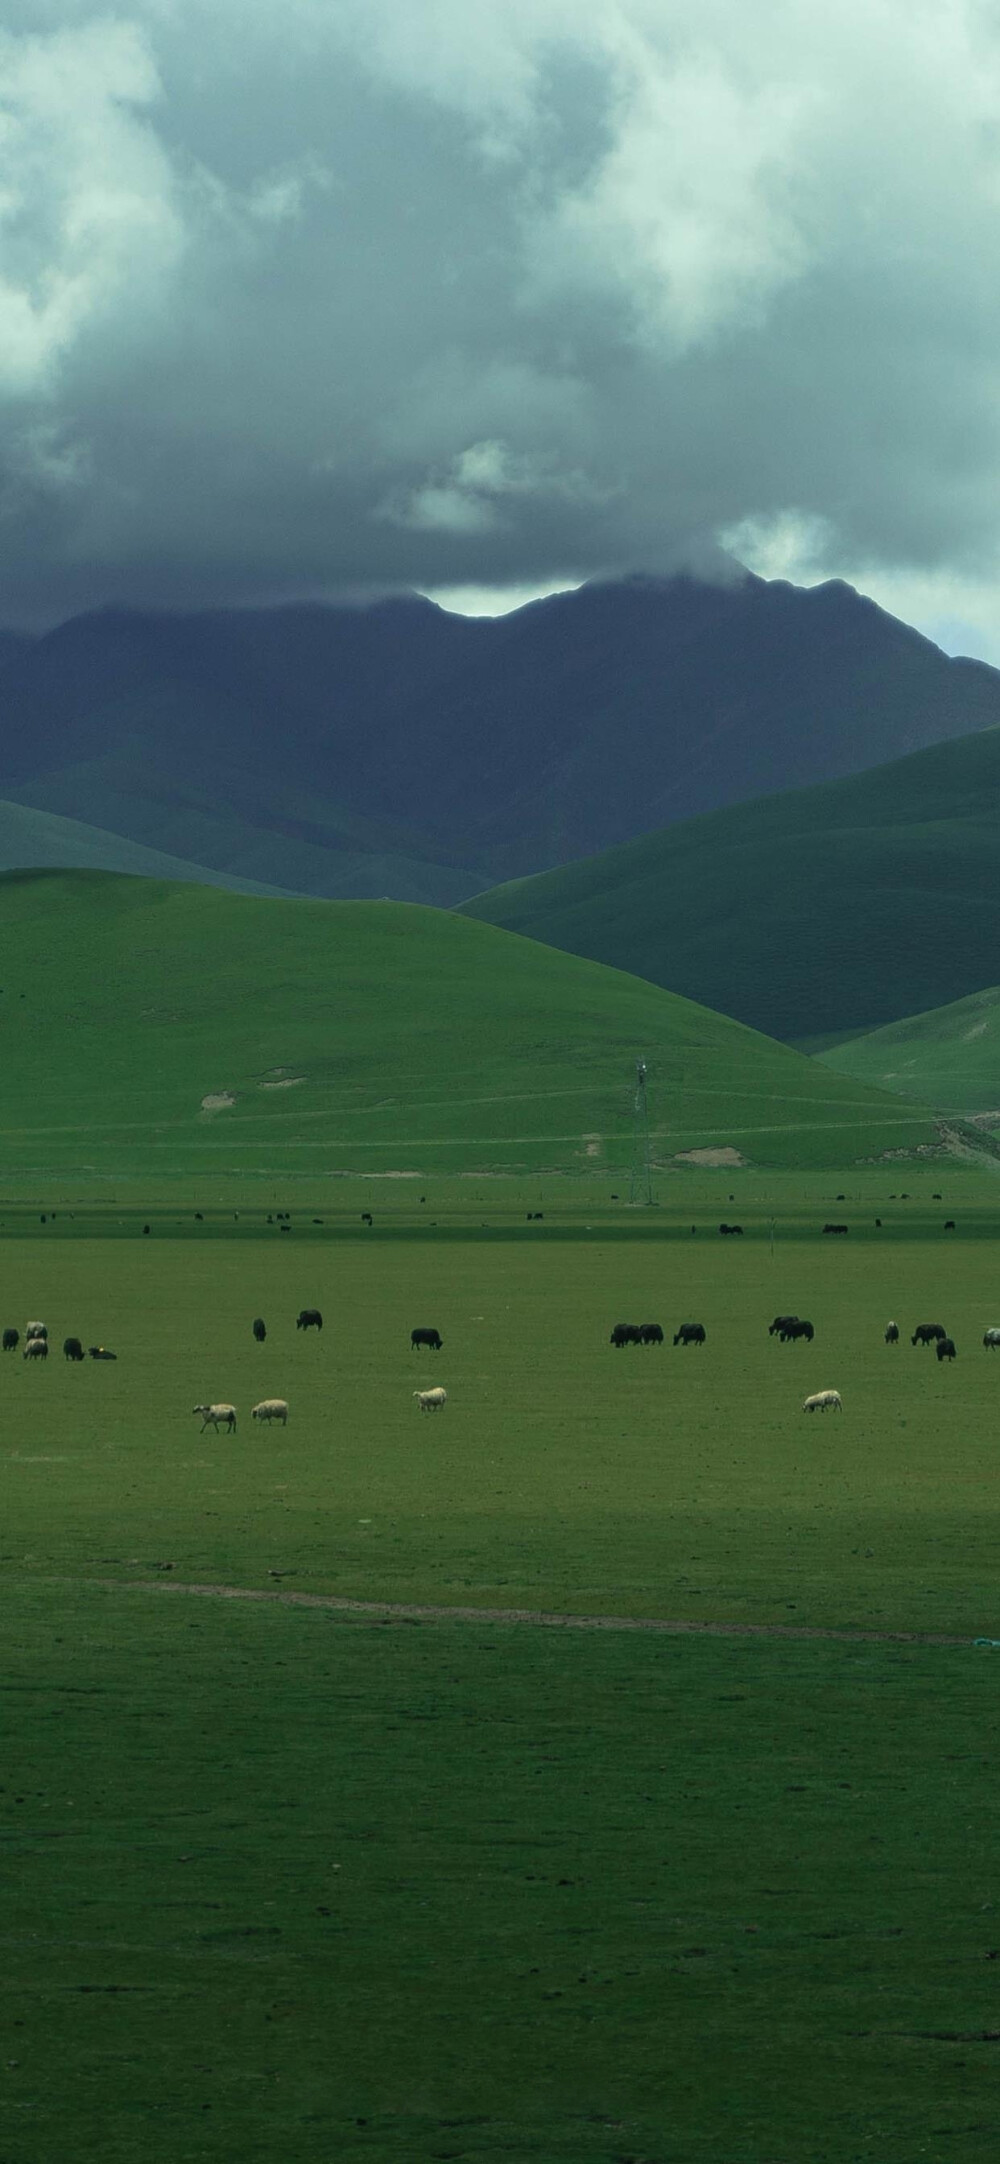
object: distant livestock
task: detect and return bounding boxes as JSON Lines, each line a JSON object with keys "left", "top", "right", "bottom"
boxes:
{"left": 194, "top": 1403, "right": 236, "bottom": 1433}
{"left": 822, "top": 1223, "right": 849, "bottom": 1236}
{"left": 2, "top": 1328, "right": 17, "bottom": 1352}
{"left": 252, "top": 1399, "right": 289, "bottom": 1426}
{"left": 884, "top": 1322, "right": 900, "bottom": 1345}
{"left": 673, "top": 1323, "right": 706, "bottom": 1346}
{"left": 252, "top": 1318, "right": 267, "bottom": 1344}
{"left": 610, "top": 1323, "right": 642, "bottom": 1348}
{"left": 779, "top": 1318, "right": 814, "bottom": 1343}
{"left": 411, "top": 1328, "right": 443, "bottom": 1351}
{"left": 983, "top": 1329, "right": 1000, "bottom": 1350}
{"left": 769, "top": 1315, "right": 798, "bottom": 1337}
{"left": 912, "top": 1324, "right": 947, "bottom": 1347}
{"left": 944, "top": 1221, "right": 956, "bottom": 1231}
{"left": 936, "top": 1337, "right": 958, "bottom": 1363}
{"left": 414, "top": 1387, "right": 447, "bottom": 1412}
{"left": 803, "top": 1390, "right": 842, "bottom": 1413}
{"left": 296, "top": 1309, "right": 323, "bottom": 1331}
{"left": 62, "top": 1337, "right": 84, "bottom": 1362}
{"left": 638, "top": 1323, "right": 664, "bottom": 1345}
{"left": 25, "top": 1322, "right": 47, "bottom": 1341}
{"left": 718, "top": 1223, "right": 743, "bottom": 1236}
{"left": 23, "top": 1336, "right": 47, "bottom": 1361}
{"left": 88, "top": 1347, "right": 117, "bottom": 1361}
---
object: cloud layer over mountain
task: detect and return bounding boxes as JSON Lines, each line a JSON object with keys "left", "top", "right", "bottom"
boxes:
{"left": 3, "top": 1, "right": 1000, "bottom": 622}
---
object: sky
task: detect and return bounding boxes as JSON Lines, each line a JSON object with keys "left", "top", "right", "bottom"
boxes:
{"left": 4, "top": 1, "right": 1000, "bottom": 660}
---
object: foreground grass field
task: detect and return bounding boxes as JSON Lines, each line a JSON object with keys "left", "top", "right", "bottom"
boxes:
{"left": 7, "top": 1204, "right": 1000, "bottom": 2160}
{"left": 5, "top": 1211, "right": 1000, "bottom": 1634}
{"left": 7, "top": 1579, "right": 1000, "bottom": 2164}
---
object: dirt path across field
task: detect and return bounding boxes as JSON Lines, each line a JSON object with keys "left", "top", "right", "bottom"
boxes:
{"left": 88, "top": 1578, "right": 976, "bottom": 1647}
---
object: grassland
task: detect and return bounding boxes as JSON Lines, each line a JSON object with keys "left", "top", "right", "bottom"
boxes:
{"left": 0, "top": 796, "right": 289, "bottom": 894}
{"left": 820, "top": 982, "right": 1000, "bottom": 1115}
{"left": 6, "top": 1207, "right": 1000, "bottom": 2161}
{"left": 0, "top": 870, "right": 943, "bottom": 1182}
{"left": 463, "top": 721, "right": 1000, "bottom": 1042}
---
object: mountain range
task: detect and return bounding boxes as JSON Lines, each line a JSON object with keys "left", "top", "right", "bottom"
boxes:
{"left": 2, "top": 569, "right": 999, "bottom": 904}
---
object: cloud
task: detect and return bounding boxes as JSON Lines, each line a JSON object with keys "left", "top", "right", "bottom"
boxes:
{"left": 3, "top": 2, "right": 1000, "bottom": 631}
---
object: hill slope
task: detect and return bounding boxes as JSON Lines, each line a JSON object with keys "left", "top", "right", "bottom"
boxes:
{"left": 818, "top": 986, "right": 1000, "bottom": 1114}
{"left": 0, "top": 797, "right": 291, "bottom": 896}
{"left": 0, "top": 872, "right": 939, "bottom": 1178}
{"left": 2, "top": 570, "right": 1000, "bottom": 898}
{"left": 463, "top": 725, "right": 1000, "bottom": 1042}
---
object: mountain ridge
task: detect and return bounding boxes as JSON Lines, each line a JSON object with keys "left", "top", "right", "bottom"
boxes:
{"left": 1, "top": 570, "right": 998, "bottom": 901}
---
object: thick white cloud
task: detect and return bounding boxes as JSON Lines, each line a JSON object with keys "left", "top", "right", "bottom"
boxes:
{"left": 3, "top": 0, "right": 1000, "bottom": 633}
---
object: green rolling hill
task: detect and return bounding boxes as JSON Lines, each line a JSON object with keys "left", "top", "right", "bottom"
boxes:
{"left": 0, "top": 871, "right": 942, "bottom": 1179}
{"left": 463, "top": 725, "right": 1000, "bottom": 1043}
{"left": 0, "top": 796, "right": 289, "bottom": 895}
{"left": 818, "top": 985, "right": 1000, "bottom": 1115}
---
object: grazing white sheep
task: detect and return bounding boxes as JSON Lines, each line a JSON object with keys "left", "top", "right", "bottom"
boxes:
{"left": 803, "top": 1389, "right": 842, "bottom": 1413}
{"left": 251, "top": 1399, "right": 289, "bottom": 1426}
{"left": 25, "top": 1321, "right": 47, "bottom": 1340}
{"left": 413, "top": 1386, "right": 447, "bottom": 1412}
{"left": 984, "top": 1328, "right": 1000, "bottom": 1350}
{"left": 23, "top": 1336, "right": 48, "bottom": 1361}
{"left": 193, "top": 1403, "right": 237, "bottom": 1433}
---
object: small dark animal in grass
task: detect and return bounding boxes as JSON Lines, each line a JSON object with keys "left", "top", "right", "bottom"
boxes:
{"left": 936, "top": 1336, "right": 957, "bottom": 1362}
{"left": 252, "top": 1317, "right": 267, "bottom": 1343}
{"left": 944, "top": 1221, "right": 956, "bottom": 1230}
{"left": 23, "top": 1337, "right": 47, "bottom": 1361}
{"left": 780, "top": 1318, "right": 814, "bottom": 1343}
{"left": 2, "top": 1328, "right": 17, "bottom": 1352}
{"left": 142, "top": 1224, "right": 150, "bottom": 1235}
{"left": 822, "top": 1223, "right": 849, "bottom": 1236}
{"left": 296, "top": 1309, "right": 323, "bottom": 1331}
{"left": 639, "top": 1323, "right": 664, "bottom": 1345}
{"left": 88, "top": 1346, "right": 117, "bottom": 1361}
{"left": 912, "top": 1323, "right": 947, "bottom": 1347}
{"left": 718, "top": 1223, "right": 744, "bottom": 1236}
{"left": 875, "top": 1219, "right": 882, "bottom": 1228}
{"left": 195, "top": 1213, "right": 203, "bottom": 1221}
{"left": 62, "top": 1337, "right": 84, "bottom": 1362}
{"left": 769, "top": 1315, "right": 798, "bottom": 1337}
{"left": 836, "top": 1194, "right": 846, "bottom": 1202}
{"left": 361, "top": 1212, "right": 373, "bottom": 1226}
{"left": 610, "top": 1323, "right": 642, "bottom": 1348}
{"left": 884, "top": 1322, "right": 900, "bottom": 1345}
{"left": 411, "top": 1327, "right": 443, "bottom": 1351}
{"left": 673, "top": 1323, "right": 706, "bottom": 1346}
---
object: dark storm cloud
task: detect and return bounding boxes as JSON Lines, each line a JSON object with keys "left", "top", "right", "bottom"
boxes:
{"left": 3, "top": 1, "right": 1000, "bottom": 624}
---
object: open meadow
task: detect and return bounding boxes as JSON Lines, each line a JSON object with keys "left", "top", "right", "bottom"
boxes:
{"left": 5, "top": 1186, "right": 1000, "bottom": 2160}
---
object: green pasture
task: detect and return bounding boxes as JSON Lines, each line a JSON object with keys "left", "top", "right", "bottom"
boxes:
{"left": 0, "top": 869, "right": 942, "bottom": 1180}
{"left": 821, "top": 983, "right": 1000, "bottom": 1116}
{"left": 4, "top": 1217, "right": 1000, "bottom": 1635}
{"left": 6, "top": 1212, "right": 1000, "bottom": 2160}
{"left": 6, "top": 1579, "right": 1000, "bottom": 2164}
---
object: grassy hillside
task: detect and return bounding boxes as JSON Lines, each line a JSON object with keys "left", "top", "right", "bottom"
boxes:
{"left": 463, "top": 724, "right": 1000, "bottom": 1041}
{"left": 0, "top": 795, "right": 290, "bottom": 895}
{"left": 0, "top": 871, "right": 940, "bottom": 1179}
{"left": 819, "top": 983, "right": 1000, "bottom": 1113}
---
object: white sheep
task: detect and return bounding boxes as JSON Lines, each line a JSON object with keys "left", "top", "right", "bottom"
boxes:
{"left": 23, "top": 1336, "right": 48, "bottom": 1361}
{"left": 413, "top": 1386, "right": 447, "bottom": 1412}
{"left": 983, "top": 1329, "right": 1000, "bottom": 1349}
{"left": 25, "top": 1321, "right": 47, "bottom": 1340}
{"left": 803, "top": 1389, "right": 842, "bottom": 1413}
{"left": 251, "top": 1399, "right": 289, "bottom": 1426}
{"left": 193, "top": 1403, "right": 237, "bottom": 1433}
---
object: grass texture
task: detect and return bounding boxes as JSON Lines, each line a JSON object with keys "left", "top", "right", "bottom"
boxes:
{"left": 820, "top": 982, "right": 1000, "bottom": 1114}
{"left": 0, "top": 870, "right": 939, "bottom": 1180}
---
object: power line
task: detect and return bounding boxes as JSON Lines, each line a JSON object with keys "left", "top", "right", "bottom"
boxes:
{"left": 629, "top": 1057, "right": 653, "bottom": 1205}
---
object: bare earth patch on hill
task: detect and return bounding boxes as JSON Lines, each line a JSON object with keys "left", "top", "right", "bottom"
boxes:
{"left": 674, "top": 1145, "right": 746, "bottom": 1167}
